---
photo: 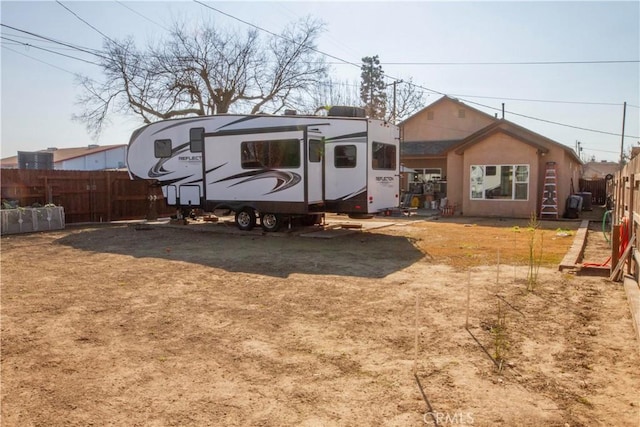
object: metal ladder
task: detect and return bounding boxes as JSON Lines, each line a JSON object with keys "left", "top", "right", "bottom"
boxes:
{"left": 540, "top": 162, "right": 559, "bottom": 219}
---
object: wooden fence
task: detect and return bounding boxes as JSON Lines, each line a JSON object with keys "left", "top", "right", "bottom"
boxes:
{"left": 612, "top": 157, "right": 640, "bottom": 280}
{"left": 578, "top": 178, "right": 609, "bottom": 206}
{"left": 0, "top": 169, "right": 175, "bottom": 224}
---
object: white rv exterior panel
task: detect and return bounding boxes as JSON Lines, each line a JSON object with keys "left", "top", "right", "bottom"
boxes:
{"left": 127, "top": 113, "right": 400, "bottom": 217}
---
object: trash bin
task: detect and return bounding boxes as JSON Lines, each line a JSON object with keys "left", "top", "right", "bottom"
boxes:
{"left": 576, "top": 192, "right": 592, "bottom": 211}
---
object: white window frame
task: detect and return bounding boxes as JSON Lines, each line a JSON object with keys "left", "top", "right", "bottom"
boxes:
{"left": 470, "top": 164, "right": 529, "bottom": 201}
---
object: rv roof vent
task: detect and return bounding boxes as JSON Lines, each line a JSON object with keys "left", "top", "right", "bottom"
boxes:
{"left": 46, "top": 147, "right": 58, "bottom": 151}
{"left": 88, "top": 144, "right": 99, "bottom": 149}
{"left": 328, "top": 106, "right": 366, "bottom": 118}
{"left": 284, "top": 109, "right": 297, "bottom": 115}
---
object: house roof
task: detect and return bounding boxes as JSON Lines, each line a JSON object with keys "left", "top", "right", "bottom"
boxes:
{"left": 399, "top": 95, "right": 499, "bottom": 127}
{"left": 582, "top": 161, "right": 619, "bottom": 179}
{"left": 1, "top": 144, "right": 127, "bottom": 168}
{"left": 402, "top": 140, "right": 462, "bottom": 157}
{"left": 453, "top": 119, "right": 582, "bottom": 163}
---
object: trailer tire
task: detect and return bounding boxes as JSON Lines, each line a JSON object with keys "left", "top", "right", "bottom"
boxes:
{"left": 260, "top": 213, "right": 282, "bottom": 232}
{"left": 235, "top": 207, "right": 257, "bottom": 231}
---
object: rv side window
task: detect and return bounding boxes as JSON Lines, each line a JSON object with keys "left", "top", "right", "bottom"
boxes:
{"left": 154, "top": 139, "right": 172, "bottom": 158}
{"left": 189, "top": 127, "right": 204, "bottom": 153}
{"left": 335, "top": 145, "right": 356, "bottom": 168}
{"left": 372, "top": 142, "right": 396, "bottom": 170}
{"left": 241, "top": 139, "right": 300, "bottom": 169}
{"left": 309, "top": 139, "right": 322, "bottom": 163}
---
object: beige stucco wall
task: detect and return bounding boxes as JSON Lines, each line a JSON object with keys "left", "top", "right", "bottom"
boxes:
{"left": 444, "top": 132, "right": 582, "bottom": 219}
{"left": 455, "top": 133, "right": 541, "bottom": 218}
{"left": 402, "top": 101, "right": 496, "bottom": 142}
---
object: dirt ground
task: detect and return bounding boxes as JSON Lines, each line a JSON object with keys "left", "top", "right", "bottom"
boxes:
{"left": 2, "top": 213, "right": 639, "bottom": 426}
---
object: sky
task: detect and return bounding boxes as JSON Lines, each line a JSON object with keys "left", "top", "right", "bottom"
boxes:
{"left": 1, "top": 1, "right": 639, "bottom": 162}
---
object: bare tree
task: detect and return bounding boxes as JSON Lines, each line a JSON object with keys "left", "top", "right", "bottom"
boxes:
{"left": 306, "top": 77, "right": 361, "bottom": 114}
{"left": 388, "top": 78, "right": 427, "bottom": 123}
{"left": 75, "top": 17, "right": 328, "bottom": 136}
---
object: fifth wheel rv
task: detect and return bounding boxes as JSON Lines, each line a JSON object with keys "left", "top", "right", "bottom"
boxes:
{"left": 126, "top": 107, "right": 400, "bottom": 231}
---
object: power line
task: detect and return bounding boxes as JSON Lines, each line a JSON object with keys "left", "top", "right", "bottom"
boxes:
{"left": 56, "top": 1, "right": 118, "bottom": 46}
{"left": 376, "top": 60, "right": 640, "bottom": 66}
{"left": 1, "top": 35, "right": 101, "bottom": 66}
{"left": 459, "top": 97, "right": 640, "bottom": 139}
{"left": 447, "top": 93, "right": 625, "bottom": 107}
{"left": 192, "top": 2, "right": 639, "bottom": 140}
{"left": 114, "top": 0, "right": 171, "bottom": 32}
{"left": 0, "top": 24, "right": 107, "bottom": 60}
{"left": 1, "top": 44, "right": 82, "bottom": 76}
{"left": 192, "top": 0, "right": 362, "bottom": 70}
{"left": 5, "top": 5, "right": 638, "bottom": 142}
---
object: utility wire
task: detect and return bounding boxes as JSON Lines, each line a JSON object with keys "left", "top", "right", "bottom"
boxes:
{"left": 56, "top": 1, "right": 119, "bottom": 46}
{"left": 447, "top": 93, "right": 626, "bottom": 107}
{"left": 114, "top": 0, "right": 172, "bottom": 32}
{"left": 192, "top": 0, "right": 362, "bottom": 70}
{"left": 2, "top": 44, "right": 82, "bottom": 76}
{"left": 192, "top": 1, "right": 639, "bottom": 140}
{"left": 377, "top": 60, "right": 639, "bottom": 66}
{"left": 459, "top": 97, "right": 640, "bottom": 139}
{"left": 1, "top": 35, "right": 102, "bottom": 66}
{"left": 0, "top": 23, "right": 107, "bottom": 60}
{"left": 5, "top": 4, "right": 638, "bottom": 141}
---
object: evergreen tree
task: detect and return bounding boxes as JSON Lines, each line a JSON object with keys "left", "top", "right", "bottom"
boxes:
{"left": 360, "top": 55, "right": 387, "bottom": 119}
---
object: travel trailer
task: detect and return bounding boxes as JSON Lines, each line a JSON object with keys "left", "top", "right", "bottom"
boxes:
{"left": 126, "top": 107, "right": 400, "bottom": 231}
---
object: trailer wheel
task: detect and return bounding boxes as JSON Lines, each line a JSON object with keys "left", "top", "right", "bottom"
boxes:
{"left": 235, "top": 207, "right": 256, "bottom": 231}
{"left": 260, "top": 213, "right": 282, "bottom": 232}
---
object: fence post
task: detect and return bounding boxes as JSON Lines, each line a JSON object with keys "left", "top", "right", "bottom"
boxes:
{"left": 628, "top": 174, "right": 635, "bottom": 275}
{"left": 106, "top": 171, "right": 112, "bottom": 222}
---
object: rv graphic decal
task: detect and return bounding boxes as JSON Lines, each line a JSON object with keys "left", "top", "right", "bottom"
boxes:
{"left": 214, "top": 169, "right": 301, "bottom": 195}
{"left": 148, "top": 142, "right": 191, "bottom": 178}
{"left": 337, "top": 187, "right": 366, "bottom": 200}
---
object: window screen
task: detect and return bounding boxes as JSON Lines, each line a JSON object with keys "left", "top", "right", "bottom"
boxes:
{"left": 241, "top": 139, "right": 300, "bottom": 169}
{"left": 154, "top": 139, "right": 172, "bottom": 158}
{"left": 335, "top": 145, "right": 356, "bottom": 168}
{"left": 372, "top": 142, "right": 396, "bottom": 170}
{"left": 309, "top": 139, "right": 322, "bottom": 163}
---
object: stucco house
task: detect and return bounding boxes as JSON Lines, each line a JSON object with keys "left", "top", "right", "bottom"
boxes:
{"left": 400, "top": 96, "right": 583, "bottom": 219}
{"left": 582, "top": 160, "right": 619, "bottom": 180}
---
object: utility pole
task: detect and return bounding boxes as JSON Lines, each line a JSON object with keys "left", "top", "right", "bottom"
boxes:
{"left": 391, "top": 80, "right": 403, "bottom": 123}
{"left": 577, "top": 140, "right": 583, "bottom": 161}
{"left": 620, "top": 101, "right": 627, "bottom": 165}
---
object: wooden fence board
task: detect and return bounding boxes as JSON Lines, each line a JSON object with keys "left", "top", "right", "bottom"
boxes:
{"left": 0, "top": 169, "right": 175, "bottom": 223}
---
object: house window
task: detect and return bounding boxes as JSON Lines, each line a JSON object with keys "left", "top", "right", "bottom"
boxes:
{"left": 470, "top": 164, "right": 529, "bottom": 200}
{"left": 241, "top": 139, "right": 300, "bottom": 169}
{"left": 335, "top": 145, "right": 357, "bottom": 168}
{"left": 458, "top": 109, "right": 466, "bottom": 118}
{"left": 427, "top": 111, "right": 434, "bottom": 120}
{"left": 372, "top": 142, "right": 396, "bottom": 170}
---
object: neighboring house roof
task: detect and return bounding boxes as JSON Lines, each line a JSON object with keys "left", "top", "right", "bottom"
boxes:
{"left": 453, "top": 119, "right": 582, "bottom": 163}
{"left": 582, "top": 161, "right": 619, "bottom": 179}
{"left": 1, "top": 144, "right": 126, "bottom": 168}
{"left": 402, "top": 140, "right": 462, "bottom": 157}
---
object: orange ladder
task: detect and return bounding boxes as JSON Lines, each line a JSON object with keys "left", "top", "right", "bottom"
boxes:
{"left": 540, "top": 162, "right": 559, "bottom": 219}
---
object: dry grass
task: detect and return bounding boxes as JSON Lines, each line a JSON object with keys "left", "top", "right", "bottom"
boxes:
{"left": 384, "top": 219, "right": 577, "bottom": 270}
